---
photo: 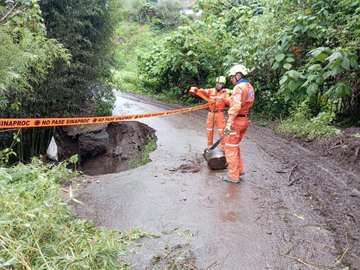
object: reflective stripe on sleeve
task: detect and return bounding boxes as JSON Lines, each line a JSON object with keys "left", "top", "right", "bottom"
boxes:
{"left": 225, "top": 143, "right": 239, "bottom": 147}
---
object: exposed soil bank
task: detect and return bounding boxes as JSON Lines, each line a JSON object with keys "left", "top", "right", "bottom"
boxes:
{"left": 55, "top": 121, "right": 156, "bottom": 175}
{"left": 254, "top": 125, "right": 360, "bottom": 269}
{"left": 302, "top": 127, "right": 360, "bottom": 175}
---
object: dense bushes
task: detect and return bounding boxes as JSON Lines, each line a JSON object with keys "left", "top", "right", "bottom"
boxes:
{"left": 121, "top": 0, "right": 182, "bottom": 30}
{"left": 138, "top": 21, "right": 230, "bottom": 98}
{"left": 0, "top": 0, "right": 118, "bottom": 159}
{"left": 39, "top": 0, "right": 117, "bottom": 116}
{"left": 138, "top": 0, "right": 360, "bottom": 130}
{"left": 1, "top": 0, "right": 117, "bottom": 118}
{"left": 0, "top": 0, "right": 69, "bottom": 115}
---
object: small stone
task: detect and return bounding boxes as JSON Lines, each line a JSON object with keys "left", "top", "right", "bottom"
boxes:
{"left": 350, "top": 189, "right": 360, "bottom": 198}
{"left": 96, "top": 180, "right": 100, "bottom": 184}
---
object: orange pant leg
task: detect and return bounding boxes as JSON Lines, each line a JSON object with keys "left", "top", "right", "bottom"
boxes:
{"left": 224, "top": 118, "right": 249, "bottom": 181}
{"left": 206, "top": 112, "right": 215, "bottom": 147}
{"left": 215, "top": 112, "right": 225, "bottom": 149}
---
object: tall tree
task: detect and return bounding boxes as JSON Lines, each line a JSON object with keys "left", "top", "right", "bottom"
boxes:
{"left": 39, "top": 0, "right": 116, "bottom": 116}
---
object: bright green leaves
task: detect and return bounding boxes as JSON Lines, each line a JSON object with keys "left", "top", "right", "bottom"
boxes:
{"left": 306, "top": 83, "right": 319, "bottom": 96}
{"left": 283, "top": 63, "right": 292, "bottom": 70}
{"left": 135, "top": 0, "right": 360, "bottom": 123}
{"left": 287, "top": 70, "right": 303, "bottom": 80}
{"left": 278, "top": 44, "right": 358, "bottom": 109}
{"left": 275, "top": 53, "right": 286, "bottom": 62}
{"left": 272, "top": 52, "right": 296, "bottom": 71}
{"left": 139, "top": 20, "right": 227, "bottom": 96}
{"left": 310, "top": 47, "right": 332, "bottom": 62}
{"left": 325, "top": 82, "right": 352, "bottom": 99}
{"left": 0, "top": 1, "right": 69, "bottom": 111}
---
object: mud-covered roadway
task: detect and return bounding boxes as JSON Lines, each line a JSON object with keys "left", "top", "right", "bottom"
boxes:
{"left": 74, "top": 92, "right": 360, "bottom": 270}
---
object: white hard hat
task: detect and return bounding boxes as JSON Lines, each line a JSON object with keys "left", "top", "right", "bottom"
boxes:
{"left": 215, "top": 76, "right": 226, "bottom": 84}
{"left": 228, "top": 64, "right": 249, "bottom": 76}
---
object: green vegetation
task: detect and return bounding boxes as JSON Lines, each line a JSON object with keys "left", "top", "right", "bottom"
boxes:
{"left": 114, "top": 0, "right": 359, "bottom": 139}
{"left": 129, "top": 138, "right": 157, "bottom": 169}
{"left": 0, "top": 159, "right": 149, "bottom": 269}
{"left": 120, "top": 0, "right": 183, "bottom": 30}
{"left": 112, "top": 22, "right": 158, "bottom": 93}
{"left": 39, "top": 0, "right": 118, "bottom": 116}
{"left": 277, "top": 102, "right": 340, "bottom": 140}
{"left": 0, "top": 0, "right": 118, "bottom": 159}
{"left": 0, "top": 2, "right": 146, "bottom": 268}
{"left": 112, "top": 1, "right": 200, "bottom": 104}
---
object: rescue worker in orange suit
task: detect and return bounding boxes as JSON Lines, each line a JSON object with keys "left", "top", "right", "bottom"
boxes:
{"left": 223, "top": 64, "right": 255, "bottom": 183}
{"left": 189, "top": 76, "right": 229, "bottom": 149}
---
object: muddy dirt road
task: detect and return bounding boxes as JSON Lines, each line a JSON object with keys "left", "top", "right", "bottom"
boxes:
{"left": 75, "top": 92, "right": 359, "bottom": 270}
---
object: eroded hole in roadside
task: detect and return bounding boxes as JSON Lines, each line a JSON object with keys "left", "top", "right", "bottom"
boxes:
{"left": 54, "top": 121, "right": 157, "bottom": 175}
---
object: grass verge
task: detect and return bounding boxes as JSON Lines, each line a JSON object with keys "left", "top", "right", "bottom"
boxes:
{"left": 0, "top": 159, "right": 144, "bottom": 269}
{"left": 276, "top": 109, "right": 340, "bottom": 140}
{"left": 129, "top": 138, "right": 157, "bottom": 169}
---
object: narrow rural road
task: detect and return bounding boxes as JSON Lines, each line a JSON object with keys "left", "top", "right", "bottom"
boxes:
{"left": 75, "top": 92, "right": 359, "bottom": 270}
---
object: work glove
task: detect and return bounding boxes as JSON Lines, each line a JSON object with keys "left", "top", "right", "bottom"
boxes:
{"left": 224, "top": 122, "right": 232, "bottom": 135}
{"left": 189, "top": 87, "right": 198, "bottom": 94}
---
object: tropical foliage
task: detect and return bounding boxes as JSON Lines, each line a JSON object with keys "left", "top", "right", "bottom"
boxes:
{"left": 138, "top": 0, "right": 360, "bottom": 130}
{"left": 0, "top": 0, "right": 118, "bottom": 159}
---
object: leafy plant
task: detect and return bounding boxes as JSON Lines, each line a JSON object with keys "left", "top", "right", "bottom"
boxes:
{"left": 1, "top": 0, "right": 119, "bottom": 160}
{"left": 277, "top": 101, "right": 340, "bottom": 140}
{"left": 0, "top": 159, "right": 143, "bottom": 269}
{"left": 139, "top": 20, "right": 230, "bottom": 99}
{"left": 129, "top": 138, "right": 157, "bottom": 168}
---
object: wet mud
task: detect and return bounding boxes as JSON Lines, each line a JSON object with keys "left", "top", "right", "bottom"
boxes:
{"left": 73, "top": 92, "right": 359, "bottom": 270}
{"left": 256, "top": 125, "right": 360, "bottom": 269}
{"left": 302, "top": 127, "right": 360, "bottom": 175}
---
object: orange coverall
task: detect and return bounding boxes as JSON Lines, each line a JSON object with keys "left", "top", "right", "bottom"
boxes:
{"left": 190, "top": 87, "right": 229, "bottom": 148}
{"left": 224, "top": 80, "right": 255, "bottom": 181}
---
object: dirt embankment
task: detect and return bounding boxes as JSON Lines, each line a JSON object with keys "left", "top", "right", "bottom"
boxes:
{"left": 302, "top": 127, "right": 360, "bottom": 175}
{"left": 253, "top": 125, "right": 360, "bottom": 269}
{"left": 55, "top": 121, "right": 156, "bottom": 175}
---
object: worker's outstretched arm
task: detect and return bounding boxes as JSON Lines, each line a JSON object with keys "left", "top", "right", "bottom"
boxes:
{"left": 189, "top": 87, "right": 211, "bottom": 102}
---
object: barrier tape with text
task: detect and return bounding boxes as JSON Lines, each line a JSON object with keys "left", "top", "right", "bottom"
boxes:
{"left": 0, "top": 103, "right": 209, "bottom": 129}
